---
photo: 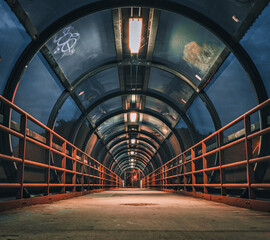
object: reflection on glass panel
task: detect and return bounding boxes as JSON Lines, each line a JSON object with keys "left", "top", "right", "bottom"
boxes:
{"left": 109, "top": 141, "right": 127, "bottom": 153}
{"left": 141, "top": 125, "right": 164, "bottom": 142}
{"left": 85, "top": 133, "right": 98, "bottom": 156}
{"left": 148, "top": 68, "right": 194, "bottom": 110}
{"left": 103, "top": 124, "right": 125, "bottom": 142}
{"left": 75, "top": 68, "right": 119, "bottom": 108}
{"left": 46, "top": 11, "right": 116, "bottom": 83}
{"left": 241, "top": 5, "right": 270, "bottom": 97}
{"left": 97, "top": 114, "right": 124, "bottom": 135}
{"left": 145, "top": 96, "right": 179, "bottom": 125}
{"left": 205, "top": 54, "right": 257, "bottom": 126}
{"left": 0, "top": 1, "right": 31, "bottom": 94}
{"left": 168, "top": 134, "right": 181, "bottom": 156}
{"left": 175, "top": 119, "right": 193, "bottom": 150}
{"left": 13, "top": 53, "right": 63, "bottom": 134}
{"left": 170, "top": 0, "right": 255, "bottom": 35}
{"left": 139, "top": 134, "right": 159, "bottom": 149}
{"left": 153, "top": 11, "right": 224, "bottom": 84}
{"left": 89, "top": 96, "right": 122, "bottom": 124}
{"left": 143, "top": 114, "right": 171, "bottom": 137}
{"left": 74, "top": 119, "right": 91, "bottom": 149}
{"left": 186, "top": 96, "right": 214, "bottom": 141}
{"left": 54, "top": 97, "right": 82, "bottom": 141}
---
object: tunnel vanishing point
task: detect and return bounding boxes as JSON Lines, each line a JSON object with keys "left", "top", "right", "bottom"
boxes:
{"left": 0, "top": 0, "right": 270, "bottom": 239}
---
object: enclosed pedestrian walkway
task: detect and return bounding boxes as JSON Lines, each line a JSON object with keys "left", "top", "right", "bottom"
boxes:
{"left": 0, "top": 0, "right": 270, "bottom": 238}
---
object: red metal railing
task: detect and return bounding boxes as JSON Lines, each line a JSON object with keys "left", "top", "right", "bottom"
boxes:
{"left": 142, "top": 99, "right": 270, "bottom": 201}
{"left": 0, "top": 95, "right": 122, "bottom": 200}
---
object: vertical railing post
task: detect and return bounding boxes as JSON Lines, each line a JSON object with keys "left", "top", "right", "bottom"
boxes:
{"left": 72, "top": 148, "right": 77, "bottom": 192}
{"left": 17, "top": 115, "right": 27, "bottom": 199}
{"left": 183, "top": 153, "right": 187, "bottom": 192}
{"left": 218, "top": 132, "right": 226, "bottom": 196}
{"left": 61, "top": 142, "right": 66, "bottom": 194}
{"left": 191, "top": 148, "right": 196, "bottom": 194}
{"left": 202, "top": 142, "right": 208, "bottom": 194}
{"left": 45, "top": 131, "right": 52, "bottom": 196}
{"left": 81, "top": 154, "right": 85, "bottom": 192}
{"left": 244, "top": 115, "right": 255, "bottom": 199}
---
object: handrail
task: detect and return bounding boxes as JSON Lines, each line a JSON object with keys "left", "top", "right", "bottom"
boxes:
{"left": 142, "top": 98, "right": 270, "bottom": 200}
{"left": 0, "top": 95, "right": 122, "bottom": 199}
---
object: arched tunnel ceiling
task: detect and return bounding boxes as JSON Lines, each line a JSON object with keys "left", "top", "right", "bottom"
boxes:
{"left": 1, "top": 0, "right": 269, "bottom": 177}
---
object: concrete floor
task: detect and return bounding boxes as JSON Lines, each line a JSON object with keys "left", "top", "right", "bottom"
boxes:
{"left": 0, "top": 189, "right": 269, "bottom": 240}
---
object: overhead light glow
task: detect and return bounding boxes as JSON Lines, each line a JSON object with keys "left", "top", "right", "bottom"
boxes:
{"left": 131, "top": 94, "right": 136, "bottom": 103}
{"left": 130, "top": 112, "right": 137, "bottom": 122}
{"left": 130, "top": 158, "right": 134, "bottom": 162}
{"left": 195, "top": 74, "right": 202, "bottom": 81}
{"left": 131, "top": 139, "right": 136, "bottom": 144}
{"left": 129, "top": 18, "right": 142, "bottom": 53}
{"left": 130, "top": 151, "right": 134, "bottom": 155}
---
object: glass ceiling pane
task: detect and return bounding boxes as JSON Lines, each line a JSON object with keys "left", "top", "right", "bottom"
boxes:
{"left": 153, "top": 10, "right": 225, "bottom": 84}
{"left": 143, "top": 114, "right": 171, "bottom": 138}
{"left": 148, "top": 68, "right": 194, "bottom": 111}
{"left": 175, "top": 119, "right": 193, "bottom": 150}
{"left": 0, "top": 1, "right": 31, "bottom": 95}
{"left": 97, "top": 114, "right": 124, "bottom": 135}
{"left": 171, "top": 0, "right": 258, "bottom": 36}
{"left": 88, "top": 96, "right": 122, "bottom": 124}
{"left": 141, "top": 125, "right": 164, "bottom": 143}
{"left": 19, "top": 0, "right": 97, "bottom": 32}
{"left": 75, "top": 68, "right": 120, "bottom": 109}
{"left": 103, "top": 124, "right": 125, "bottom": 141}
{"left": 139, "top": 134, "right": 159, "bottom": 149}
{"left": 109, "top": 141, "right": 127, "bottom": 153}
{"left": 145, "top": 96, "right": 179, "bottom": 126}
{"left": 241, "top": 5, "right": 270, "bottom": 97}
{"left": 45, "top": 10, "right": 116, "bottom": 83}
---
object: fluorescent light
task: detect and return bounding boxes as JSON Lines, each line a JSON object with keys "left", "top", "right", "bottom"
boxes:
{"left": 131, "top": 94, "right": 136, "bottom": 103}
{"left": 130, "top": 159, "right": 134, "bottom": 162}
{"left": 129, "top": 18, "right": 142, "bottom": 53}
{"left": 131, "top": 139, "right": 136, "bottom": 144}
{"left": 195, "top": 74, "right": 202, "bottom": 81}
{"left": 130, "top": 112, "right": 137, "bottom": 122}
{"left": 130, "top": 151, "right": 134, "bottom": 155}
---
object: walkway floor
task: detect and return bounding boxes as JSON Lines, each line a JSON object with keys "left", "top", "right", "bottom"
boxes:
{"left": 0, "top": 189, "right": 269, "bottom": 240}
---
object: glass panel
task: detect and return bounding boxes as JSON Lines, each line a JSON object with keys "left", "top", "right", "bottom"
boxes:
{"left": 241, "top": 5, "right": 270, "bottom": 97}
{"left": 139, "top": 134, "right": 159, "bottom": 149}
{"left": 138, "top": 141, "right": 156, "bottom": 154}
{"left": 142, "top": 114, "right": 171, "bottom": 138}
{"left": 19, "top": 0, "right": 97, "bottom": 32}
{"left": 13, "top": 53, "right": 63, "bottom": 134}
{"left": 75, "top": 68, "right": 120, "bottom": 108}
{"left": 153, "top": 11, "right": 225, "bottom": 84}
{"left": 103, "top": 124, "right": 125, "bottom": 141}
{"left": 74, "top": 120, "right": 91, "bottom": 149}
{"left": 168, "top": 134, "right": 182, "bottom": 156}
{"left": 45, "top": 11, "right": 116, "bottom": 83}
{"left": 145, "top": 96, "right": 179, "bottom": 126}
{"left": 97, "top": 114, "right": 124, "bottom": 135}
{"left": 109, "top": 141, "right": 128, "bottom": 153}
{"left": 141, "top": 125, "right": 164, "bottom": 142}
{"left": 205, "top": 53, "right": 257, "bottom": 126}
{"left": 175, "top": 119, "right": 193, "bottom": 150}
{"left": 85, "top": 133, "right": 98, "bottom": 156}
{"left": 186, "top": 96, "right": 214, "bottom": 142}
{"left": 0, "top": 1, "right": 31, "bottom": 94}
{"left": 54, "top": 97, "right": 82, "bottom": 141}
{"left": 105, "top": 132, "right": 126, "bottom": 147}
{"left": 148, "top": 68, "right": 194, "bottom": 111}
{"left": 171, "top": 0, "right": 256, "bottom": 35}
{"left": 88, "top": 96, "right": 122, "bottom": 124}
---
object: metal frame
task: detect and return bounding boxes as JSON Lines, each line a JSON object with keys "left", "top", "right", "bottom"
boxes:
{"left": 0, "top": 95, "right": 121, "bottom": 200}
{"left": 142, "top": 99, "right": 270, "bottom": 211}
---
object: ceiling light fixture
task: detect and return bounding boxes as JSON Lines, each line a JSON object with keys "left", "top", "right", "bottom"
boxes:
{"left": 131, "top": 139, "right": 136, "bottom": 144}
{"left": 129, "top": 18, "right": 142, "bottom": 54}
{"left": 130, "top": 112, "right": 137, "bottom": 122}
{"left": 130, "top": 151, "right": 134, "bottom": 155}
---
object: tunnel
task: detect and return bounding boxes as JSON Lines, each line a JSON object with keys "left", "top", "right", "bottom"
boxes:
{"left": 0, "top": 0, "right": 270, "bottom": 239}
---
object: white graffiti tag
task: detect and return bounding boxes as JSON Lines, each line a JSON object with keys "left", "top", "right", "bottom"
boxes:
{"left": 53, "top": 26, "right": 80, "bottom": 58}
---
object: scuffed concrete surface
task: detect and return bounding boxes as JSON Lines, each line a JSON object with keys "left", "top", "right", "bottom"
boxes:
{"left": 0, "top": 189, "right": 269, "bottom": 240}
